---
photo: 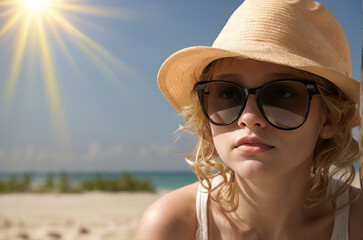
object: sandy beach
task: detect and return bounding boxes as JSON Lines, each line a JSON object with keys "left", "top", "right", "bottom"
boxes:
{"left": 0, "top": 176, "right": 360, "bottom": 240}
{"left": 0, "top": 191, "right": 168, "bottom": 240}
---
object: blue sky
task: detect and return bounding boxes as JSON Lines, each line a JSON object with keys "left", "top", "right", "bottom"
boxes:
{"left": 0, "top": 0, "right": 361, "bottom": 172}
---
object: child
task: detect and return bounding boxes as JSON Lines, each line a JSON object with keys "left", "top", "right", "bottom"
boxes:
{"left": 136, "top": 0, "right": 363, "bottom": 239}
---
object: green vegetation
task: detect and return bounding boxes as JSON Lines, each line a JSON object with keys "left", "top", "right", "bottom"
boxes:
{"left": 80, "top": 173, "right": 155, "bottom": 192}
{"left": 0, "top": 173, "right": 32, "bottom": 193}
{"left": 0, "top": 172, "right": 156, "bottom": 193}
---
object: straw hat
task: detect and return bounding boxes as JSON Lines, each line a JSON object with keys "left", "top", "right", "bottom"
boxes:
{"left": 157, "top": 0, "right": 359, "bottom": 121}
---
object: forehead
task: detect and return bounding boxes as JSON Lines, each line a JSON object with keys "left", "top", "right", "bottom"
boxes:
{"left": 211, "top": 58, "right": 306, "bottom": 81}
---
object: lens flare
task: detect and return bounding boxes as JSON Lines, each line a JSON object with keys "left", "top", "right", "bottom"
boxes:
{"left": 0, "top": 0, "right": 136, "bottom": 147}
{"left": 22, "top": 0, "right": 51, "bottom": 12}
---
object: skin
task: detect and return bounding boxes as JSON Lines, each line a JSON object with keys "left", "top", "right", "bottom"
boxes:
{"left": 135, "top": 59, "right": 363, "bottom": 240}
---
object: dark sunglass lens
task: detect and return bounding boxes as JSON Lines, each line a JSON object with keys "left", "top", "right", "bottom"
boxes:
{"left": 260, "top": 81, "right": 309, "bottom": 128}
{"left": 203, "top": 82, "right": 244, "bottom": 124}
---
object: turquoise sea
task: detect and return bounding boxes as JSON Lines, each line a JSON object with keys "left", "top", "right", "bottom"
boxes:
{"left": 0, "top": 163, "right": 360, "bottom": 191}
{"left": 0, "top": 171, "right": 199, "bottom": 191}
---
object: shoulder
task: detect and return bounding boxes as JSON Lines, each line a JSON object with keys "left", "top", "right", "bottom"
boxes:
{"left": 135, "top": 181, "right": 200, "bottom": 240}
{"left": 349, "top": 186, "right": 363, "bottom": 239}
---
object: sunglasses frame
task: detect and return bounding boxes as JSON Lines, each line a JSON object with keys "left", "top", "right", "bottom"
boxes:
{"left": 196, "top": 79, "right": 320, "bottom": 130}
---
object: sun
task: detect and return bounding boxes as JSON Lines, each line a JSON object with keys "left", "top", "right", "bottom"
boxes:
{"left": 21, "top": 0, "right": 53, "bottom": 13}
{"left": 0, "top": 0, "right": 134, "bottom": 147}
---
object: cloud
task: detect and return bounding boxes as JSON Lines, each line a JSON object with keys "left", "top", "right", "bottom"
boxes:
{"left": 0, "top": 142, "right": 125, "bottom": 170}
{"left": 104, "top": 143, "right": 124, "bottom": 158}
{"left": 137, "top": 143, "right": 172, "bottom": 159}
{"left": 80, "top": 142, "right": 124, "bottom": 161}
{"left": 0, "top": 141, "right": 190, "bottom": 172}
{"left": 88, "top": 142, "right": 100, "bottom": 158}
{"left": 0, "top": 142, "right": 188, "bottom": 171}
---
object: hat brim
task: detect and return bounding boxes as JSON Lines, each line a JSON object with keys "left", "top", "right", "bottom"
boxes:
{"left": 157, "top": 46, "right": 359, "bottom": 126}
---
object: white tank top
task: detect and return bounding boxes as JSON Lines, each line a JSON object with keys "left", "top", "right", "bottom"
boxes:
{"left": 195, "top": 178, "right": 350, "bottom": 240}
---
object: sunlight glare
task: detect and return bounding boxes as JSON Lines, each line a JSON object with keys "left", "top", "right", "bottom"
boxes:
{"left": 22, "top": 0, "right": 52, "bottom": 12}
{"left": 1, "top": 0, "right": 135, "bottom": 148}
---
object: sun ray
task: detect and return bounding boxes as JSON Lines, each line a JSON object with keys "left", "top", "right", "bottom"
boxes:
{"left": 76, "top": 38, "right": 121, "bottom": 85}
{"left": 1, "top": 0, "right": 138, "bottom": 148}
{"left": 4, "top": 13, "right": 31, "bottom": 107}
{"left": 78, "top": 32, "right": 137, "bottom": 80}
{"left": 48, "top": 10, "right": 117, "bottom": 80}
{"left": 23, "top": 0, "right": 52, "bottom": 12}
{"left": 36, "top": 15, "right": 69, "bottom": 147}
{"left": 45, "top": 18, "right": 83, "bottom": 82}
{"left": 0, "top": 10, "right": 24, "bottom": 36}
{"left": 0, "top": 1, "right": 15, "bottom": 7}
{"left": 0, "top": 6, "right": 20, "bottom": 18}
{"left": 52, "top": 3, "right": 136, "bottom": 20}
{"left": 49, "top": 10, "right": 136, "bottom": 86}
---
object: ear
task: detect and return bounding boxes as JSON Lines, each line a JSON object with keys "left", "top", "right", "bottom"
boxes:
{"left": 319, "top": 117, "right": 335, "bottom": 139}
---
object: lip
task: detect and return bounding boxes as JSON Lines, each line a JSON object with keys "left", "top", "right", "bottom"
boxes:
{"left": 234, "top": 136, "right": 274, "bottom": 154}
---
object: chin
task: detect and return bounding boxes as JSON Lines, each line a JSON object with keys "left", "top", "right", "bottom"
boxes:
{"left": 230, "top": 160, "right": 279, "bottom": 180}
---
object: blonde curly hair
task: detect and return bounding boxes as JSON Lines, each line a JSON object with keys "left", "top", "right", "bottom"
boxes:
{"left": 178, "top": 58, "right": 360, "bottom": 213}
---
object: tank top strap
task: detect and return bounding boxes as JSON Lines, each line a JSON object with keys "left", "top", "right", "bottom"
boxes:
{"left": 195, "top": 176, "right": 224, "bottom": 240}
{"left": 330, "top": 178, "right": 350, "bottom": 240}
{"left": 195, "top": 181, "right": 209, "bottom": 240}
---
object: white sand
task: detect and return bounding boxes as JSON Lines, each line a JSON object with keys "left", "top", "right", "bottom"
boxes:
{"left": 0, "top": 176, "right": 360, "bottom": 240}
{"left": 0, "top": 191, "right": 168, "bottom": 240}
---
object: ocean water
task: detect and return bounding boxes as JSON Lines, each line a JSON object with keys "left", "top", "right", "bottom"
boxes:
{"left": 0, "top": 171, "right": 198, "bottom": 191}
{"left": 0, "top": 164, "right": 360, "bottom": 191}
{"left": 132, "top": 171, "right": 198, "bottom": 190}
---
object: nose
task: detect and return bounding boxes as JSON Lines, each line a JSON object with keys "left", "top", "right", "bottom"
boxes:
{"left": 237, "top": 95, "right": 268, "bottom": 129}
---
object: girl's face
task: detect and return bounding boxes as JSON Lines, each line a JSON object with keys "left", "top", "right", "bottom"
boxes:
{"left": 209, "top": 58, "right": 329, "bottom": 180}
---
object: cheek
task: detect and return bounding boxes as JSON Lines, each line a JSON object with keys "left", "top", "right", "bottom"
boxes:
{"left": 209, "top": 123, "right": 230, "bottom": 136}
{"left": 282, "top": 130, "right": 319, "bottom": 160}
{"left": 210, "top": 124, "right": 234, "bottom": 160}
{"left": 282, "top": 100, "right": 322, "bottom": 159}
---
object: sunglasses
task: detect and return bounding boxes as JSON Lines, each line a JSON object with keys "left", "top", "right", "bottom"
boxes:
{"left": 196, "top": 79, "right": 320, "bottom": 130}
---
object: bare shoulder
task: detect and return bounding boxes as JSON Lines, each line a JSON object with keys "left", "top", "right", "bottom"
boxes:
{"left": 135, "top": 181, "right": 200, "bottom": 240}
{"left": 349, "top": 186, "right": 363, "bottom": 239}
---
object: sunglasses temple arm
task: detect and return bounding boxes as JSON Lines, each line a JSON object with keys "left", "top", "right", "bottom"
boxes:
{"left": 360, "top": 166, "right": 362, "bottom": 189}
